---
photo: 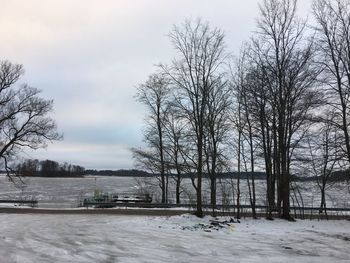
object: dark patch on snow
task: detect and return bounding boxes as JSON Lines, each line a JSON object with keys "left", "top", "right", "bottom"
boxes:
{"left": 181, "top": 218, "right": 238, "bottom": 232}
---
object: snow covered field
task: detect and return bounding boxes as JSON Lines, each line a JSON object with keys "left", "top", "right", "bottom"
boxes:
{"left": 0, "top": 213, "right": 349, "bottom": 262}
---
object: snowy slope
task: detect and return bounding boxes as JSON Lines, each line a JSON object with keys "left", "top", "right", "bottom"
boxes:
{"left": 0, "top": 214, "right": 348, "bottom": 262}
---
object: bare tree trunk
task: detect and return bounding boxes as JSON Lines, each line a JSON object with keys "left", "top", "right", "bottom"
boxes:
{"left": 249, "top": 141, "right": 256, "bottom": 219}
{"left": 241, "top": 85, "right": 257, "bottom": 219}
{"left": 237, "top": 124, "right": 242, "bottom": 219}
{"left": 176, "top": 172, "right": 181, "bottom": 204}
{"left": 210, "top": 176, "right": 216, "bottom": 216}
{"left": 245, "top": 120, "right": 256, "bottom": 219}
{"left": 319, "top": 183, "right": 326, "bottom": 214}
{"left": 157, "top": 110, "right": 166, "bottom": 204}
{"left": 196, "top": 138, "right": 203, "bottom": 217}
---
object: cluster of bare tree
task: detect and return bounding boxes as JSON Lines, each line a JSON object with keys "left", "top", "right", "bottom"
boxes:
{"left": 0, "top": 60, "right": 61, "bottom": 182}
{"left": 133, "top": 20, "right": 230, "bottom": 217}
{"left": 133, "top": 0, "right": 350, "bottom": 219}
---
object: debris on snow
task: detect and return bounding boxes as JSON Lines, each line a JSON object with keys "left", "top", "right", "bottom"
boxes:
{"left": 180, "top": 217, "right": 239, "bottom": 232}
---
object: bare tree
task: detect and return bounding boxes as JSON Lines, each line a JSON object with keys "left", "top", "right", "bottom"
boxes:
{"left": 303, "top": 111, "right": 340, "bottom": 216}
{"left": 231, "top": 49, "right": 261, "bottom": 219}
{"left": 230, "top": 54, "right": 248, "bottom": 219}
{"left": 162, "top": 19, "right": 227, "bottom": 217}
{"left": 204, "top": 77, "right": 231, "bottom": 216}
{"left": 234, "top": 99, "right": 243, "bottom": 219}
{"left": 253, "top": 0, "right": 321, "bottom": 220}
{"left": 133, "top": 73, "right": 170, "bottom": 203}
{"left": 0, "top": 60, "right": 61, "bottom": 182}
{"left": 163, "top": 108, "right": 187, "bottom": 204}
{"left": 313, "top": 0, "right": 350, "bottom": 166}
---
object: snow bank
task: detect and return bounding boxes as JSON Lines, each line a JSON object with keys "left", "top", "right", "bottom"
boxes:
{"left": 0, "top": 213, "right": 348, "bottom": 262}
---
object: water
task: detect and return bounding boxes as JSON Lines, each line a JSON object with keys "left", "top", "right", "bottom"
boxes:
{"left": 0, "top": 175, "right": 138, "bottom": 208}
{"left": 0, "top": 175, "right": 349, "bottom": 209}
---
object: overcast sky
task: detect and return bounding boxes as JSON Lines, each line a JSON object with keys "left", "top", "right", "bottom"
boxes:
{"left": 0, "top": 0, "right": 313, "bottom": 169}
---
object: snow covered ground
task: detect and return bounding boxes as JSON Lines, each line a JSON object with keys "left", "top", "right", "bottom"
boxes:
{"left": 0, "top": 213, "right": 349, "bottom": 263}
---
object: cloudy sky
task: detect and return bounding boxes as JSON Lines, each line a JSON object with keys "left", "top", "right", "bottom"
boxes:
{"left": 0, "top": 0, "right": 312, "bottom": 169}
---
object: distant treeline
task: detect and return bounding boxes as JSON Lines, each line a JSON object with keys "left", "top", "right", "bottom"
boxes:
{"left": 84, "top": 169, "right": 151, "bottom": 177}
{"left": 17, "top": 159, "right": 85, "bottom": 177}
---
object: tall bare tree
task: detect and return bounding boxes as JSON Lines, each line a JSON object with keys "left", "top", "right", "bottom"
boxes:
{"left": 230, "top": 53, "right": 249, "bottom": 219}
{"left": 133, "top": 73, "right": 170, "bottom": 203}
{"left": 163, "top": 108, "right": 186, "bottom": 204}
{"left": 251, "top": 0, "right": 321, "bottom": 220}
{"left": 0, "top": 60, "right": 61, "bottom": 181}
{"left": 313, "top": 0, "right": 350, "bottom": 166}
{"left": 232, "top": 91, "right": 244, "bottom": 219}
{"left": 162, "top": 19, "right": 227, "bottom": 217}
{"left": 303, "top": 111, "right": 340, "bottom": 216}
{"left": 204, "top": 77, "right": 231, "bottom": 215}
{"left": 231, "top": 49, "right": 262, "bottom": 219}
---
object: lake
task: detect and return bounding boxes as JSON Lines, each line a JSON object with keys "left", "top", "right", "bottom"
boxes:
{"left": 0, "top": 175, "right": 349, "bottom": 209}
